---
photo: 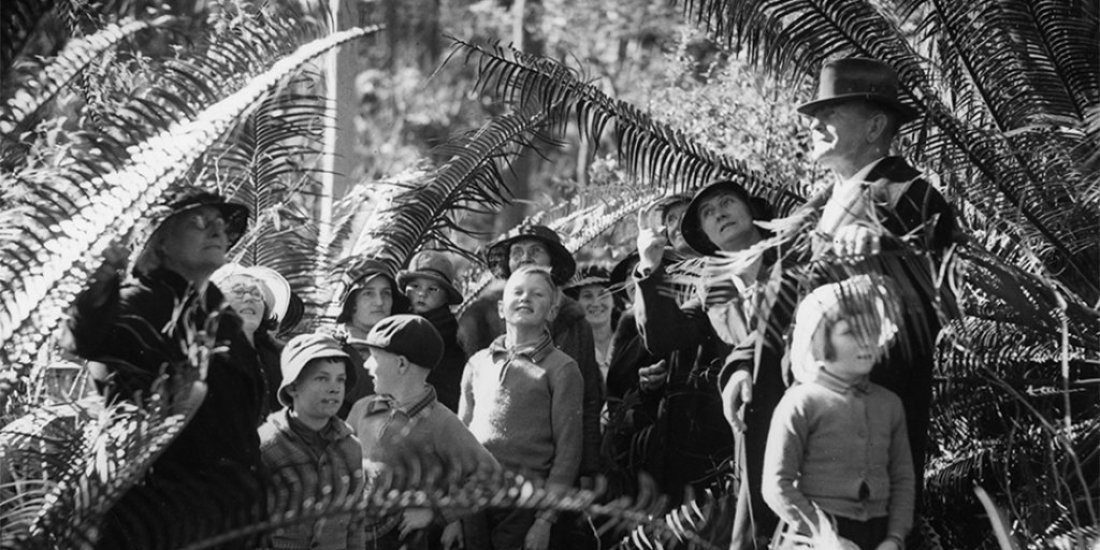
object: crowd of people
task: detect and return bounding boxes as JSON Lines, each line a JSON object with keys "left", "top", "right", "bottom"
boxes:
{"left": 60, "top": 57, "right": 959, "bottom": 550}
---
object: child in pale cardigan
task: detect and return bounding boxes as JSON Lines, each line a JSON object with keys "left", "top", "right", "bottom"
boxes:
{"left": 453, "top": 265, "right": 584, "bottom": 550}
{"left": 762, "top": 275, "right": 914, "bottom": 550}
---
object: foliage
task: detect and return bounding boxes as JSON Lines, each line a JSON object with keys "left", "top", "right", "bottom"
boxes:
{"left": 1, "top": 0, "right": 1098, "bottom": 549}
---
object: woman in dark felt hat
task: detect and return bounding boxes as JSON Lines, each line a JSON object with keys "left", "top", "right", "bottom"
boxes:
{"left": 333, "top": 259, "right": 411, "bottom": 419}
{"left": 65, "top": 189, "right": 269, "bottom": 550}
{"left": 397, "top": 250, "right": 467, "bottom": 412}
{"left": 627, "top": 181, "right": 774, "bottom": 540}
{"left": 563, "top": 264, "right": 620, "bottom": 386}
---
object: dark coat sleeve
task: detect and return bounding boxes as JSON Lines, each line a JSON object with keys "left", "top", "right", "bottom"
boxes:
{"left": 552, "top": 304, "right": 604, "bottom": 478}
{"left": 633, "top": 264, "right": 711, "bottom": 357}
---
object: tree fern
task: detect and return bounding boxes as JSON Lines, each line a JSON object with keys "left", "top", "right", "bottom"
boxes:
{"left": 0, "top": 24, "right": 383, "bottom": 387}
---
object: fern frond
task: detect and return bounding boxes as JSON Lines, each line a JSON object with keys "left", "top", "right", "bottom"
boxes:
{"left": 0, "top": 25, "right": 383, "bottom": 381}
{"left": 0, "top": 16, "right": 175, "bottom": 136}
{"left": 449, "top": 39, "right": 806, "bottom": 217}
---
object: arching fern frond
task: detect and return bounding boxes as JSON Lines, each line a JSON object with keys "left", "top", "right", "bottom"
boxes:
{"left": 0, "top": 25, "right": 383, "bottom": 381}
{"left": 448, "top": 39, "right": 807, "bottom": 217}
{"left": 328, "top": 103, "right": 557, "bottom": 318}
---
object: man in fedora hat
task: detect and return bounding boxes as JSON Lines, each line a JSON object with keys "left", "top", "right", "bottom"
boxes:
{"left": 65, "top": 188, "right": 269, "bottom": 550}
{"left": 719, "top": 57, "right": 958, "bottom": 549}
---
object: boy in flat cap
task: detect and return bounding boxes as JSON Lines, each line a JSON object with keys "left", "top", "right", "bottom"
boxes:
{"left": 258, "top": 333, "right": 365, "bottom": 550}
{"left": 347, "top": 315, "right": 499, "bottom": 550}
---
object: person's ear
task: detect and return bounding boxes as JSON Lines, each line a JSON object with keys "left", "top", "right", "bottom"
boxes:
{"left": 398, "top": 355, "right": 408, "bottom": 374}
{"left": 866, "top": 112, "right": 888, "bottom": 143}
{"left": 497, "top": 299, "right": 505, "bottom": 320}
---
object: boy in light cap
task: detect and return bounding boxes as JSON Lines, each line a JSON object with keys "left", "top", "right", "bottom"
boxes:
{"left": 346, "top": 315, "right": 499, "bottom": 550}
{"left": 762, "top": 275, "right": 913, "bottom": 550}
{"left": 258, "top": 333, "right": 365, "bottom": 550}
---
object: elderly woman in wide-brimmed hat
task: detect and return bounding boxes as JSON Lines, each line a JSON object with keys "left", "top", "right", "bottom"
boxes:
{"left": 212, "top": 263, "right": 293, "bottom": 414}
{"left": 65, "top": 189, "right": 268, "bottom": 550}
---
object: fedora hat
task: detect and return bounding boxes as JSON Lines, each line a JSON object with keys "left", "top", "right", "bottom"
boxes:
{"left": 130, "top": 190, "right": 249, "bottom": 276}
{"left": 486, "top": 224, "right": 576, "bottom": 285}
{"left": 796, "top": 58, "right": 920, "bottom": 124}
{"left": 680, "top": 180, "right": 773, "bottom": 256}
{"left": 397, "top": 250, "right": 464, "bottom": 306}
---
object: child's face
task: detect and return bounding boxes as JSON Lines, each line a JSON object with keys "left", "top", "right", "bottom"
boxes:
{"left": 823, "top": 318, "right": 879, "bottom": 380}
{"left": 405, "top": 277, "right": 446, "bottom": 313}
{"left": 365, "top": 348, "right": 402, "bottom": 394}
{"left": 499, "top": 272, "right": 556, "bottom": 328}
{"left": 289, "top": 358, "right": 347, "bottom": 424}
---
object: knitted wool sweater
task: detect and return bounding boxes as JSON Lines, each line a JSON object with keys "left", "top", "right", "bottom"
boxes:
{"left": 459, "top": 332, "right": 583, "bottom": 487}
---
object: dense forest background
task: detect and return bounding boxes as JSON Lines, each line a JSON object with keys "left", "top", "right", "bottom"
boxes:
{"left": 0, "top": 0, "right": 1097, "bottom": 549}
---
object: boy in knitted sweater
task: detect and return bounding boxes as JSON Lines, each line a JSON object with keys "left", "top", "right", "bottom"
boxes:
{"left": 762, "top": 275, "right": 915, "bottom": 550}
{"left": 456, "top": 265, "right": 584, "bottom": 550}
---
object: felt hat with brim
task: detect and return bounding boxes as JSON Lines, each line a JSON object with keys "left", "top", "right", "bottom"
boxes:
{"left": 609, "top": 252, "right": 640, "bottom": 288}
{"left": 797, "top": 58, "right": 920, "bottom": 124}
{"left": 131, "top": 190, "right": 249, "bottom": 276}
{"left": 397, "top": 251, "right": 463, "bottom": 305}
{"left": 680, "top": 180, "right": 772, "bottom": 256}
{"left": 278, "top": 333, "right": 351, "bottom": 407}
{"left": 363, "top": 314, "right": 444, "bottom": 370}
{"left": 212, "top": 263, "right": 292, "bottom": 323}
{"left": 486, "top": 224, "right": 576, "bottom": 285}
{"left": 563, "top": 264, "right": 612, "bottom": 299}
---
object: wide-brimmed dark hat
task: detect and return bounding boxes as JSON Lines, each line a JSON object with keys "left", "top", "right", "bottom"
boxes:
{"left": 131, "top": 190, "right": 249, "bottom": 276}
{"left": 397, "top": 250, "right": 463, "bottom": 306}
{"left": 563, "top": 264, "right": 612, "bottom": 299}
{"left": 608, "top": 252, "right": 640, "bottom": 288}
{"left": 796, "top": 58, "right": 920, "bottom": 124}
{"left": 680, "top": 180, "right": 772, "bottom": 256}
{"left": 486, "top": 224, "right": 576, "bottom": 285}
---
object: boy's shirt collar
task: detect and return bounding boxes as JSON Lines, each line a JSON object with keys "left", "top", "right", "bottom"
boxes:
{"left": 488, "top": 330, "right": 555, "bottom": 364}
{"left": 814, "top": 367, "right": 871, "bottom": 395}
{"left": 281, "top": 409, "right": 351, "bottom": 443}
{"left": 362, "top": 384, "right": 437, "bottom": 419}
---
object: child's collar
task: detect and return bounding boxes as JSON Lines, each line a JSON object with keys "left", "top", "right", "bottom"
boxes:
{"left": 489, "top": 330, "right": 555, "bottom": 363}
{"left": 814, "top": 367, "right": 871, "bottom": 395}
